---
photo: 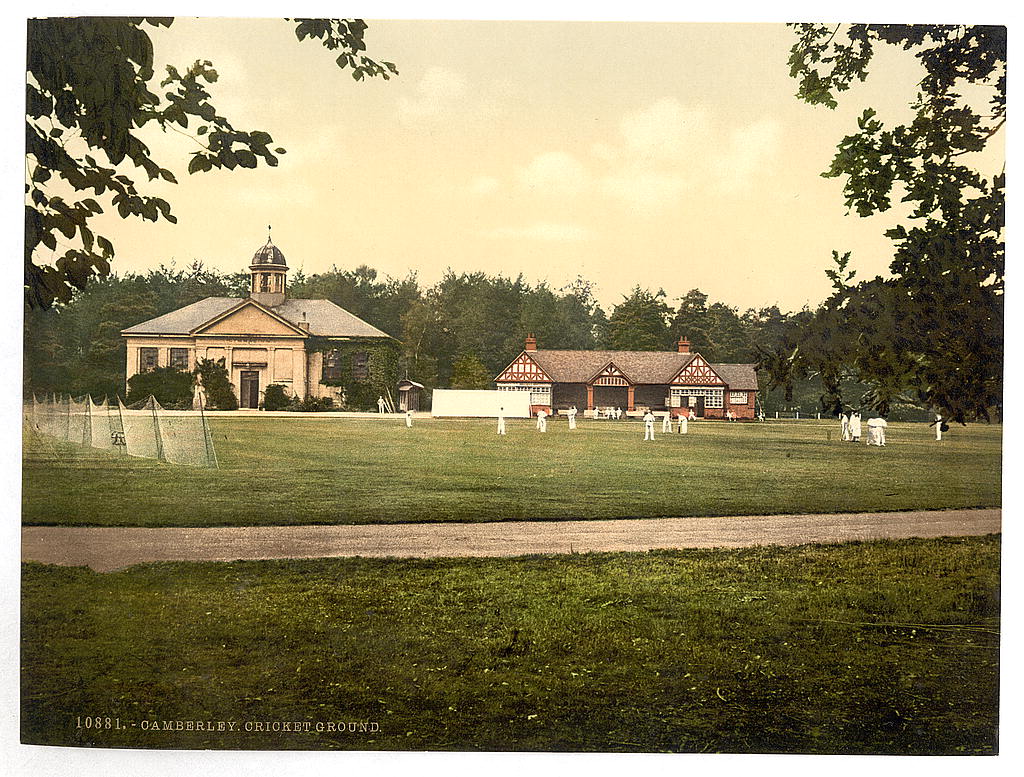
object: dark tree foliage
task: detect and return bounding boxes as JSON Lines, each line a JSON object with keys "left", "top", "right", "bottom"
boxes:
{"left": 25, "top": 17, "right": 396, "bottom": 309}
{"left": 194, "top": 358, "right": 237, "bottom": 410}
{"left": 27, "top": 261, "right": 824, "bottom": 409}
{"left": 450, "top": 354, "right": 492, "bottom": 390}
{"left": 262, "top": 383, "right": 290, "bottom": 411}
{"left": 608, "top": 287, "right": 673, "bottom": 351}
{"left": 125, "top": 365, "right": 192, "bottom": 407}
{"left": 785, "top": 24, "right": 1005, "bottom": 422}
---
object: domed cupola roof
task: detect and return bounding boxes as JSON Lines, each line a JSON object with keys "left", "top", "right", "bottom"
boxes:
{"left": 250, "top": 235, "right": 287, "bottom": 269}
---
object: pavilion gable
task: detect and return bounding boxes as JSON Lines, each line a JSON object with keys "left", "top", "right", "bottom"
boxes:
{"left": 670, "top": 354, "right": 726, "bottom": 386}
{"left": 193, "top": 299, "right": 308, "bottom": 338}
{"left": 495, "top": 352, "right": 553, "bottom": 383}
{"left": 588, "top": 361, "right": 633, "bottom": 386}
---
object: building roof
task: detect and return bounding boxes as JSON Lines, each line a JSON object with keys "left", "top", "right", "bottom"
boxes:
{"left": 273, "top": 299, "right": 390, "bottom": 338}
{"left": 528, "top": 349, "right": 697, "bottom": 384}
{"left": 711, "top": 363, "right": 759, "bottom": 391}
{"left": 121, "top": 297, "right": 240, "bottom": 335}
{"left": 122, "top": 296, "right": 391, "bottom": 339}
{"left": 250, "top": 237, "right": 287, "bottom": 268}
{"left": 503, "top": 349, "right": 757, "bottom": 387}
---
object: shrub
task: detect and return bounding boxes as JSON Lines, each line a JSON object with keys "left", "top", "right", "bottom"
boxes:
{"left": 262, "top": 384, "right": 290, "bottom": 411}
{"left": 297, "top": 395, "right": 335, "bottom": 412}
{"left": 125, "top": 367, "right": 193, "bottom": 408}
{"left": 194, "top": 358, "right": 238, "bottom": 410}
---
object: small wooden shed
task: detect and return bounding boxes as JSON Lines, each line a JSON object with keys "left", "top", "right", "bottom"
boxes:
{"left": 397, "top": 380, "right": 425, "bottom": 412}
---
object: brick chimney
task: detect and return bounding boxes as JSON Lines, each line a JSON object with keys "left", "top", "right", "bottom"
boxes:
{"left": 525, "top": 333, "right": 537, "bottom": 351}
{"left": 677, "top": 336, "right": 690, "bottom": 354}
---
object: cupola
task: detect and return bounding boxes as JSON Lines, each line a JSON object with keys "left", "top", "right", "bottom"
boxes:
{"left": 249, "top": 227, "right": 288, "bottom": 307}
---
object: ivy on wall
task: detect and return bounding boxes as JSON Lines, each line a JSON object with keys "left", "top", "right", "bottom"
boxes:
{"left": 307, "top": 337, "right": 399, "bottom": 410}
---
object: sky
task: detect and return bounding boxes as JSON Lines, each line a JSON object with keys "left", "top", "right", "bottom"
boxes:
{"left": 32, "top": 12, "right": 1004, "bottom": 316}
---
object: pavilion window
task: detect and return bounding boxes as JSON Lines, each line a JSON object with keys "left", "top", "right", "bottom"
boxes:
{"left": 498, "top": 383, "right": 551, "bottom": 404}
{"left": 323, "top": 350, "right": 342, "bottom": 381}
{"left": 170, "top": 348, "right": 190, "bottom": 370}
{"left": 729, "top": 391, "right": 748, "bottom": 405}
{"left": 671, "top": 387, "right": 724, "bottom": 408}
{"left": 352, "top": 351, "right": 369, "bottom": 381}
{"left": 139, "top": 347, "right": 159, "bottom": 372}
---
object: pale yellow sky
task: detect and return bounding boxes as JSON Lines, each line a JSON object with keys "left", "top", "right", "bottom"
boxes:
{"left": 35, "top": 15, "right": 1007, "bottom": 313}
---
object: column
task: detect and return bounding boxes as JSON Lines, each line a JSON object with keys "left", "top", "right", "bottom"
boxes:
{"left": 294, "top": 346, "right": 307, "bottom": 399}
{"left": 627, "top": 385, "right": 635, "bottom": 411}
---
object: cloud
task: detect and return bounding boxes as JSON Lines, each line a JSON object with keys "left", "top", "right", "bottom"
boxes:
{"left": 619, "top": 97, "right": 710, "bottom": 161}
{"left": 600, "top": 167, "right": 688, "bottom": 213}
{"left": 487, "top": 222, "right": 593, "bottom": 242}
{"left": 517, "top": 151, "right": 591, "bottom": 197}
{"left": 710, "top": 117, "right": 783, "bottom": 193}
{"left": 397, "top": 66, "right": 468, "bottom": 121}
{"left": 468, "top": 176, "right": 500, "bottom": 196}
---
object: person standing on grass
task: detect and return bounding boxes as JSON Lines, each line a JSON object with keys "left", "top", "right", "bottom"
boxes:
{"left": 536, "top": 408, "right": 548, "bottom": 433}
{"left": 497, "top": 407, "right": 506, "bottom": 436}
{"left": 662, "top": 412, "right": 672, "bottom": 433}
{"left": 841, "top": 411, "right": 850, "bottom": 441}
{"left": 377, "top": 395, "right": 386, "bottom": 413}
{"left": 405, "top": 410, "right": 413, "bottom": 428}
{"left": 850, "top": 411, "right": 862, "bottom": 443}
{"left": 930, "top": 413, "right": 946, "bottom": 441}
{"left": 568, "top": 405, "right": 578, "bottom": 430}
{"left": 866, "top": 417, "right": 887, "bottom": 446}
{"left": 615, "top": 407, "right": 622, "bottom": 420}
{"left": 643, "top": 409, "right": 656, "bottom": 440}
{"left": 677, "top": 411, "right": 688, "bottom": 435}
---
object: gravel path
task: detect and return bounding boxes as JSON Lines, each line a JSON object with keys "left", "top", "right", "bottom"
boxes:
{"left": 21, "top": 508, "right": 1000, "bottom": 572}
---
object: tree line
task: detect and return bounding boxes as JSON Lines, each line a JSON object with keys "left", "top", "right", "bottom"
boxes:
{"left": 23, "top": 262, "right": 827, "bottom": 412}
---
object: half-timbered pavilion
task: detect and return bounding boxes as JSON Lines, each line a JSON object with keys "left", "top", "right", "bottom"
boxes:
{"left": 494, "top": 335, "right": 758, "bottom": 419}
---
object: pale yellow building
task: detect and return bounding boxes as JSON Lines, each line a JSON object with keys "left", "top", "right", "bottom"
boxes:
{"left": 121, "top": 237, "right": 394, "bottom": 408}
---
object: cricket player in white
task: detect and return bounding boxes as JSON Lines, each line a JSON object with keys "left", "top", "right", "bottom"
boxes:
{"left": 497, "top": 407, "right": 506, "bottom": 436}
{"left": 932, "top": 414, "right": 943, "bottom": 441}
{"left": 405, "top": 411, "right": 413, "bottom": 428}
{"left": 662, "top": 412, "right": 671, "bottom": 433}
{"left": 536, "top": 409, "right": 547, "bottom": 433}
{"left": 850, "top": 412, "right": 862, "bottom": 442}
{"left": 841, "top": 412, "right": 850, "bottom": 441}
{"left": 568, "top": 406, "right": 577, "bottom": 430}
{"left": 677, "top": 413, "right": 688, "bottom": 434}
{"left": 643, "top": 410, "right": 655, "bottom": 440}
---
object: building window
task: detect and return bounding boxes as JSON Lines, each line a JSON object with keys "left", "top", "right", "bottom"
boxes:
{"left": 730, "top": 391, "right": 748, "bottom": 405}
{"left": 170, "top": 348, "right": 190, "bottom": 370}
{"left": 498, "top": 383, "right": 551, "bottom": 405}
{"left": 139, "top": 348, "right": 158, "bottom": 372}
{"left": 352, "top": 351, "right": 369, "bottom": 381}
{"left": 671, "top": 386, "right": 724, "bottom": 408}
{"left": 323, "top": 350, "right": 342, "bottom": 381}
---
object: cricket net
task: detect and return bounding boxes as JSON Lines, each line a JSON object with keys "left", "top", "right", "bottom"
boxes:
{"left": 24, "top": 394, "right": 218, "bottom": 468}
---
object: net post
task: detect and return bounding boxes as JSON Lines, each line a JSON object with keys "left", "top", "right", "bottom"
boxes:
{"left": 197, "top": 387, "right": 219, "bottom": 469}
{"left": 150, "top": 396, "right": 166, "bottom": 462}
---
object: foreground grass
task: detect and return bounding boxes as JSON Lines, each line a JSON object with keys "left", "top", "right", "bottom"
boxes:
{"left": 22, "top": 536, "right": 999, "bottom": 753}
{"left": 22, "top": 418, "right": 1001, "bottom": 526}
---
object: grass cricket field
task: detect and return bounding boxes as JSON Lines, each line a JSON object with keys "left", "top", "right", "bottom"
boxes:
{"left": 22, "top": 416, "right": 1002, "bottom": 527}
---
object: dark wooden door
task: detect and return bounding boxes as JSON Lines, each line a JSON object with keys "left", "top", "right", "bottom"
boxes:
{"left": 240, "top": 371, "right": 260, "bottom": 409}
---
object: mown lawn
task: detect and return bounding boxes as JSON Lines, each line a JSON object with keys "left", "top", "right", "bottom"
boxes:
{"left": 21, "top": 536, "right": 999, "bottom": 753}
{"left": 22, "top": 417, "right": 1001, "bottom": 527}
